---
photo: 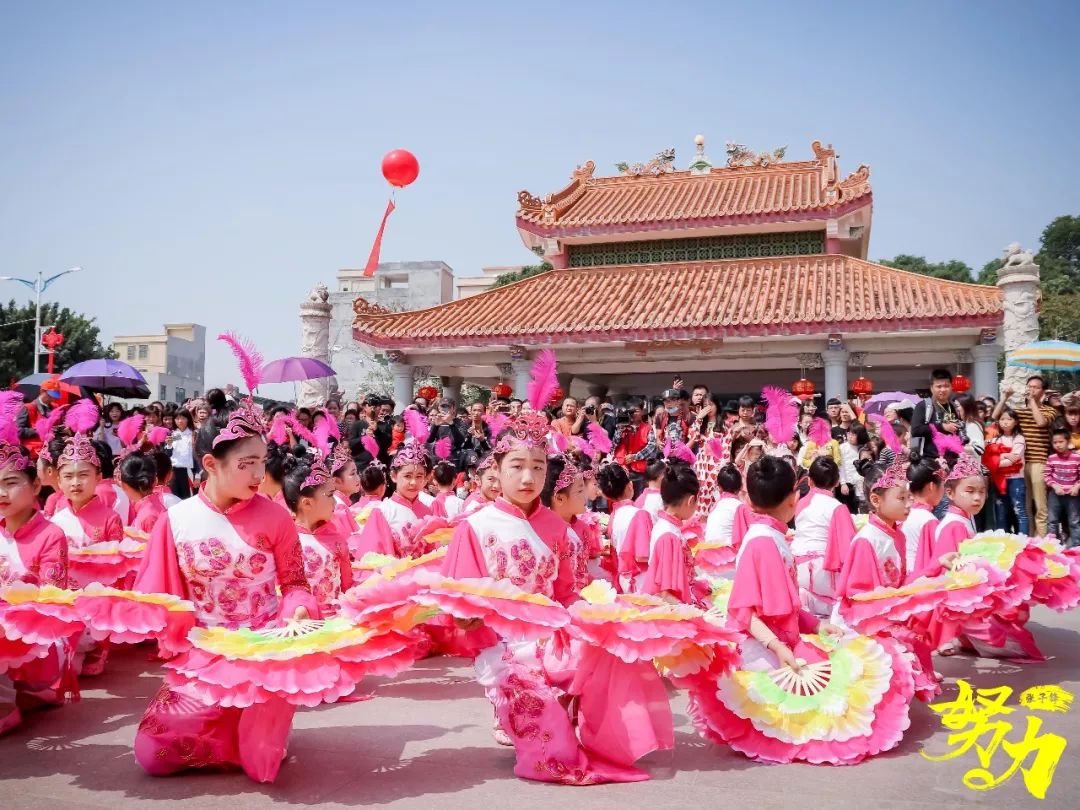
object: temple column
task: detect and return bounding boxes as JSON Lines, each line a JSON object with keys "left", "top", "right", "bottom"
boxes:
{"left": 509, "top": 345, "right": 531, "bottom": 400}
{"left": 297, "top": 284, "right": 336, "bottom": 408}
{"left": 971, "top": 342, "right": 1002, "bottom": 399}
{"left": 441, "top": 376, "right": 462, "bottom": 403}
{"left": 822, "top": 348, "right": 850, "bottom": 401}
{"left": 386, "top": 351, "right": 413, "bottom": 414}
{"left": 997, "top": 246, "right": 1041, "bottom": 402}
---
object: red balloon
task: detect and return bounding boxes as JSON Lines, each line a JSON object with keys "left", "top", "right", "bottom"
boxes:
{"left": 381, "top": 149, "right": 420, "bottom": 188}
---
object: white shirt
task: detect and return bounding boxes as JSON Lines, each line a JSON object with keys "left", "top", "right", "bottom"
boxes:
{"left": 171, "top": 428, "right": 194, "bottom": 469}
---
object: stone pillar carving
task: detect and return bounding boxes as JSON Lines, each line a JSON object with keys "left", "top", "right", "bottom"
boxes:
{"left": 297, "top": 284, "right": 337, "bottom": 408}
{"left": 442, "top": 375, "right": 462, "bottom": 403}
{"left": 822, "top": 347, "right": 850, "bottom": 401}
{"left": 509, "top": 347, "right": 531, "bottom": 400}
{"left": 386, "top": 351, "right": 413, "bottom": 414}
{"left": 997, "top": 244, "right": 1041, "bottom": 400}
{"left": 971, "top": 343, "right": 1002, "bottom": 399}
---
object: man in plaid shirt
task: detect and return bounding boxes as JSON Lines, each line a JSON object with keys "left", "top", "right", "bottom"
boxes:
{"left": 1045, "top": 428, "right": 1080, "bottom": 546}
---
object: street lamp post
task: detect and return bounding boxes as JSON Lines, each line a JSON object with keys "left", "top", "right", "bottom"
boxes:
{"left": 0, "top": 267, "right": 82, "bottom": 373}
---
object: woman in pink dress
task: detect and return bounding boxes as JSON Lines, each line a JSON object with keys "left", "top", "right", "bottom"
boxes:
{"left": 639, "top": 460, "right": 703, "bottom": 605}
{"left": 132, "top": 393, "right": 319, "bottom": 783}
{"left": 283, "top": 456, "right": 353, "bottom": 617}
{"left": 900, "top": 453, "right": 945, "bottom": 576}
{"left": 794, "top": 457, "right": 856, "bottom": 617}
{"left": 441, "top": 414, "right": 661, "bottom": 784}
{"left": 595, "top": 463, "right": 652, "bottom": 593}
{"left": 0, "top": 439, "right": 71, "bottom": 735}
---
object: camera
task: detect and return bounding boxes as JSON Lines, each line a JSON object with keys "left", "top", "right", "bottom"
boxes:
{"left": 585, "top": 405, "right": 596, "bottom": 415}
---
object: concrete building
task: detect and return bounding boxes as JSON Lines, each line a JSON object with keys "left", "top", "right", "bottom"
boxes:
{"left": 328, "top": 262, "right": 454, "bottom": 401}
{"left": 112, "top": 323, "right": 206, "bottom": 404}
{"left": 454, "top": 266, "right": 520, "bottom": 299}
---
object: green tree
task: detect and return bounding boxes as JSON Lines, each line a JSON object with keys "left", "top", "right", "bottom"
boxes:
{"left": 1040, "top": 293, "right": 1080, "bottom": 343}
{"left": 489, "top": 262, "right": 554, "bottom": 289}
{"left": 0, "top": 299, "right": 116, "bottom": 385}
{"left": 975, "top": 258, "right": 1000, "bottom": 285}
{"left": 1034, "top": 215, "right": 1080, "bottom": 295}
{"left": 877, "top": 254, "right": 976, "bottom": 282}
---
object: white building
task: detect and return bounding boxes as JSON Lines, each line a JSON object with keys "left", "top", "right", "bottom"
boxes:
{"left": 112, "top": 323, "right": 206, "bottom": 404}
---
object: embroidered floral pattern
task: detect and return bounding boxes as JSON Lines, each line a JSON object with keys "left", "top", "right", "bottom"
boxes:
{"left": 482, "top": 535, "right": 556, "bottom": 597}
{"left": 300, "top": 539, "right": 342, "bottom": 616}
{"left": 882, "top": 557, "right": 901, "bottom": 588}
{"left": 176, "top": 535, "right": 279, "bottom": 628}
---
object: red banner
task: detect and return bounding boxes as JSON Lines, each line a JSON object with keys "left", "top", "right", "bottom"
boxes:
{"left": 363, "top": 198, "right": 396, "bottom": 277}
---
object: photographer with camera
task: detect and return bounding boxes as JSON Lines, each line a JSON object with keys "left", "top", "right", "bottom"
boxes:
{"left": 615, "top": 401, "right": 657, "bottom": 497}
{"left": 426, "top": 397, "right": 468, "bottom": 464}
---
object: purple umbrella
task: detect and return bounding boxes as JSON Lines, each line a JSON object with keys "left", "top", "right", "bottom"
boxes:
{"left": 60, "top": 359, "right": 151, "bottom": 399}
{"left": 862, "top": 391, "right": 916, "bottom": 417}
{"left": 260, "top": 356, "right": 336, "bottom": 384}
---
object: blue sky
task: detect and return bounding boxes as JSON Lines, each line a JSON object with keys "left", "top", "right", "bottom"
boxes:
{"left": 2, "top": 1, "right": 1078, "bottom": 394}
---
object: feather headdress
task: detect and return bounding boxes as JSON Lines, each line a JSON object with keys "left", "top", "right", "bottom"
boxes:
{"left": 0, "top": 391, "right": 23, "bottom": 445}
{"left": 327, "top": 417, "right": 341, "bottom": 442}
{"left": 526, "top": 349, "right": 558, "bottom": 412}
{"left": 147, "top": 426, "right": 171, "bottom": 446}
{"left": 117, "top": 413, "right": 145, "bottom": 449}
{"left": 706, "top": 436, "right": 727, "bottom": 461}
{"left": 663, "top": 438, "right": 696, "bottom": 465}
{"left": 35, "top": 404, "right": 67, "bottom": 446}
{"left": 573, "top": 436, "right": 595, "bottom": 461}
{"left": 402, "top": 407, "right": 430, "bottom": 444}
{"left": 868, "top": 413, "right": 902, "bottom": 454}
{"left": 313, "top": 417, "right": 333, "bottom": 458}
{"left": 762, "top": 386, "right": 798, "bottom": 445}
{"left": 361, "top": 435, "right": 380, "bottom": 459}
{"left": 808, "top": 417, "right": 832, "bottom": 447}
{"left": 284, "top": 413, "right": 316, "bottom": 447}
{"left": 586, "top": 421, "right": 612, "bottom": 455}
{"left": 65, "top": 399, "right": 100, "bottom": 435}
{"left": 217, "top": 332, "right": 264, "bottom": 395}
{"left": 930, "top": 424, "right": 965, "bottom": 457}
{"left": 551, "top": 431, "right": 569, "bottom": 453}
{"left": 484, "top": 413, "right": 508, "bottom": 439}
{"left": 433, "top": 435, "right": 452, "bottom": 461}
{"left": 267, "top": 413, "right": 288, "bottom": 445}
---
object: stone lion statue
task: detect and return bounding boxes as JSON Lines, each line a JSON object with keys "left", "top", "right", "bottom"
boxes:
{"left": 1001, "top": 243, "right": 1035, "bottom": 268}
{"left": 307, "top": 283, "right": 330, "bottom": 304}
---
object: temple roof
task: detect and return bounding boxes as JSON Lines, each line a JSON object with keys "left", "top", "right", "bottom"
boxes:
{"left": 352, "top": 255, "right": 1003, "bottom": 350}
{"left": 516, "top": 141, "right": 872, "bottom": 237}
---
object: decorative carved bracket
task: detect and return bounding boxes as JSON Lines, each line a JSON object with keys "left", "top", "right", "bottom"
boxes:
{"left": 796, "top": 353, "right": 824, "bottom": 369}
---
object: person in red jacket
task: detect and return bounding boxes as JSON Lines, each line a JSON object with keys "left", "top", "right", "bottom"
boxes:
{"left": 615, "top": 402, "right": 655, "bottom": 497}
{"left": 16, "top": 380, "right": 62, "bottom": 458}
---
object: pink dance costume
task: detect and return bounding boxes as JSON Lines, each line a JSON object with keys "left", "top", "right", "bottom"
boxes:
{"left": 296, "top": 520, "right": 354, "bottom": 617}
{"left": 132, "top": 491, "right": 169, "bottom": 535}
{"left": 441, "top": 498, "right": 667, "bottom": 784}
{"left": 633, "top": 488, "right": 663, "bottom": 520}
{"left": 351, "top": 493, "right": 430, "bottom": 560}
{"left": 687, "top": 515, "right": 914, "bottom": 764}
{"left": 430, "top": 490, "right": 465, "bottom": 519}
{"left": 95, "top": 479, "right": 133, "bottom": 527}
{"left": 793, "top": 488, "right": 856, "bottom": 616}
{"left": 900, "top": 502, "right": 939, "bottom": 578}
{"left": 132, "top": 492, "right": 318, "bottom": 782}
{"left": 932, "top": 507, "right": 1044, "bottom": 660}
{"left": 0, "top": 510, "right": 73, "bottom": 735}
{"left": 609, "top": 498, "right": 653, "bottom": 592}
{"left": 639, "top": 510, "right": 700, "bottom": 605}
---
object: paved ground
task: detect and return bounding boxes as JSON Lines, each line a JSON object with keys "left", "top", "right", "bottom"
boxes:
{"left": 1, "top": 607, "right": 1078, "bottom": 810}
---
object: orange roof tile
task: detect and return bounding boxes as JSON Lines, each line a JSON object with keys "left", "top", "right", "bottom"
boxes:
{"left": 516, "top": 141, "right": 871, "bottom": 235}
{"left": 352, "top": 256, "right": 1003, "bottom": 350}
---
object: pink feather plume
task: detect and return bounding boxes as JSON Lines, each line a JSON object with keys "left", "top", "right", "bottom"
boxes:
{"left": 434, "top": 436, "right": 452, "bottom": 461}
{"left": 930, "top": 424, "right": 965, "bottom": 456}
{"left": 868, "top": 413, "right": 902, "bottom": 454}
{"left": 284, "top": 413, "right": 316, "bottom": 447}
{"left": 586, "top": 422, "right": 612, "bottom": 455}
{"left": 668, "top": 440, "right": 696, "bottom": 465}
{"left": 0, "top": 391, "right": 23, "bottom": 445}
{"left": 762, "top": 386, "right": 799, "bottom": 445}
{"left": 706, "top": 437, "right": 726, "bottom": 461}
{"left": 484, "top": 413, "right": 508, "bottom": 439}
{"left": 35, "top": 404, "right": 67, "bottom": 446}
{"left": 117, "top": 414, "right": 145, "bottom": 448}
{"left": 327, "top": 418, "right": 341, "bottom": 441}
{"left": 217, "top": 332, "right": 264, "bottom": 394}
{"left": 402, "top": 407, "right": 430, "bottom": 443}
{"left": 65, "top": 399, "right": 100, "bottom": 434}
{"left": 361, "top": 435, "right": 379, "bottom": 458}
{"left": 552, "top": 431, "right": 569, "bottom": 453}
{"left": 267, "top": 414, "right": 288, "bottom": 445}
{"left": 147, "top": 426, "right": 171, "bottom": 446}
{"left": 809, "top": 417, "right": 831, "bottom": 447}
{"left": 313, "top": 418, "right": 332, "bottom": 457}
{"left": 526, "top": 349, "right": 558, "bottom": 411}
{"left": 573, "top": 436, "right": 595, "bottom": 460}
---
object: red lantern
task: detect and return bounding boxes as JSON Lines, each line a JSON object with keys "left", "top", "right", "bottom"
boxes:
{"left": 381, "top": 149, "right": 420, "bottom": 188}
{"left": 492, "top": 383, "right": 512, "bottom": 399}
{"left": 792, "top": 378, "right": 815, "bottom": 401}
{"left": 851, "top": 376, "right": 873, "bottom": 398}
{"left": 417, "top": 385, "right": 439, "bottom": 402}
{"left": 549, "top": 387, "right": 565, "bottom": 407}
{"left": 952, "top": 374, "right": 971, "bottom": 394}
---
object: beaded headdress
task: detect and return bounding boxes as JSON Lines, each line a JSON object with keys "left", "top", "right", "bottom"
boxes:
{"left": 946, "top": 453, "right": 983, "bottom": 482}
{"left": 476, "top": 453, "right": 495, "bottom": 473}
{"left": 58, "top": 432, "right": 100, "bottom": 470}
{"left": 872, "top": 458, "right": 909, "bottom": 492}
{"left": 329, "top": 441, "right": 352, "bottom": 475}
{"left": 554, "top": 455, "right": 580, "bottom": 493}
{"left": 493, "top": 413, "right": 550, "bottom": 454}
{"left": 302, "top": 457, "right": 331, "bottom": 491}
{"left": 0, "top": 442, "right": 32, "bottom": 472}
{"left": 391, "top": 439, "right": 430, "bottom": 470}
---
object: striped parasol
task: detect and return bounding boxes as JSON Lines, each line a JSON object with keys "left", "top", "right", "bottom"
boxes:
{"left": 1009, "top": 340, "right": 1080, "bottom": 372}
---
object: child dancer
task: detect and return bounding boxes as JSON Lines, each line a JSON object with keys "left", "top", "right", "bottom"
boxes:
{"left": 355, "top": 440, "right": 432, "bottom": 559}
{"left": 461, "top": 453, "right": 500, "bottom": 514}
{"left": 794, "top": 457, "right": 856, "bottom": 616}
{"left": 283, "top": 456, "right": 353, "bottom": 616}
{"left": 430, "top": 461, "right": 464, "bottom": 519}
{"left": 639, "top": 460, "right": 702, "bottom": 605}
{"left": 596, "top": 462, "right": 652, "bottom": 592}
{"left": 119, "top": 453, "right": 168, "bottom": 535}
{"left": 900, "top": 453, "right": 945, "bottom": 575}
{"left": 539, "top": 454, "right": 592, "bottom": 594}
{"left": 133, "top": 346, "right": 318, "bottom": 782}
{"left": 633, "top": 459, "right": 665, "bottom": 518}
{"left": 0, "top": 438, "right": 71, "bottom": 735}
{"left": 441, "top": 413, "right": 657, "bottom": 784}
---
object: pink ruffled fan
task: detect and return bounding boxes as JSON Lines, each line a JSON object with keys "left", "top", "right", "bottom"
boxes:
{"left": 413, "top": 575, "right": 569, "bottom": 641}
{"left": 0, "top": 583, "right": 85, "bottom": 646}
{"left": 0, "top": 635, "right": 51, "bottom": 675}
{"left": 1031, "top": 545, "right": 1080, "bottom": 612}
{"left": 66, "top": 539, "right": 146, "bottom": 588}
{"left": 166, "top": 618, "right": 418, "bottom": 708}
{"left": 74, "top": 584, "right": 197, "bottom": 655}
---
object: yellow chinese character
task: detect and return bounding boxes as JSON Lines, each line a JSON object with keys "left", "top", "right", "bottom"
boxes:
{"left": 923, "top": 680, "right": 1068, "bottom": 800}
